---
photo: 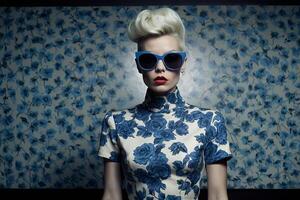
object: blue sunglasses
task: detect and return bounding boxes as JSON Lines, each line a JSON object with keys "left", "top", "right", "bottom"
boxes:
{"left": 135, "top": 51, "right": 187, "bottom": 73}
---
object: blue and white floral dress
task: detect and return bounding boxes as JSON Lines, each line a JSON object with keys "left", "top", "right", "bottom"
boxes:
{"left": 98, "top": 87, "right": 232, "bottom": 200}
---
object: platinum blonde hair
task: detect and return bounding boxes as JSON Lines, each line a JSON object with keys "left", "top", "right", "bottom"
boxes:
{"left": 127, "top": 7, "right": 186, "bottom": 51}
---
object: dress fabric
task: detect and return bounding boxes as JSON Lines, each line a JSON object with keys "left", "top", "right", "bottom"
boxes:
{"left": 98, "top": 87, "right": 232, "bottom": 200}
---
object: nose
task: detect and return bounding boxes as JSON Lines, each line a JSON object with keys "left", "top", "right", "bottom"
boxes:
{"left": 155, "top": 59, "right": 166, "bottom": 72}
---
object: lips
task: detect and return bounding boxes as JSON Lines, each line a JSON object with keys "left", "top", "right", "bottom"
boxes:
{"left": 154, "top": 76, "right": 168, "bottom": 81}
{"left": 154, "top": 76, "right": 168, "bottom": 85}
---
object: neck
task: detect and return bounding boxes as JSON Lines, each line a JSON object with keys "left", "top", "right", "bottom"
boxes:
{"left": 142, "top": 86, "right": 185, "bottom": 113}
{"left": 148, "top": 86, "right": 176, "bottom": 97}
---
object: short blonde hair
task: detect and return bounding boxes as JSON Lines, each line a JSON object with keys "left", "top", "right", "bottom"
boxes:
{"left": 127, "top": 7, "right": 186, "bottom": 51}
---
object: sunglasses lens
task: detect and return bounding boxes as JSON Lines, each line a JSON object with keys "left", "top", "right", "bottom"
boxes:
{"left": 138, "top": 53, "right": 157, "bottom": 70}
{"left": 164, "top": 53, "right": 183, "bottom": 70}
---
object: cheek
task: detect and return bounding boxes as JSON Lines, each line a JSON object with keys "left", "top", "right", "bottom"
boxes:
{"left": 142, "top": 73, "right": 153, "bottom": 85}
{"left": 142, "top": 73, "right": 151, "bottom": 80}
{"left": 143, "top": 71, "right": 157, "bottom": 80}
{"left": 169, "top": 72, "right": 180, "bottom": 81}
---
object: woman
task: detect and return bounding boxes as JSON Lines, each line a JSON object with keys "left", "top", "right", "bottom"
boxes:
{"left": 99, "top": 7, "right": 232, "bottom": 200}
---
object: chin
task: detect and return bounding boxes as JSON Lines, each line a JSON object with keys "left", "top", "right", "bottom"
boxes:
{"left": 149, "top": 84, "right": 176, "bottom": 95}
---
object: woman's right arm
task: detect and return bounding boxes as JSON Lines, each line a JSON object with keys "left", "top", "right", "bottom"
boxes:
{"left": 102, "top": 159, "right": 123, "bottom": 200}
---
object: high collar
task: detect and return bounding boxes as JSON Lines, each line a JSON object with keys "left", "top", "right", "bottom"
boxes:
{"left": 142, "top": 86, "right": 185, "bottom": 113}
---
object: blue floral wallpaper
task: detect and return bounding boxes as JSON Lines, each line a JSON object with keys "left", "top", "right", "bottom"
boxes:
{"left": 0, "top": 6, "right": 299, "bottom": 189}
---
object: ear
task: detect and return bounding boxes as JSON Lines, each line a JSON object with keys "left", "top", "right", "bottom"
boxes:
{"left": 135, "top": 59, "right": 142, "bottom": 74}
{"left": 180, "top": 68, "right": 185, "bottom": 73}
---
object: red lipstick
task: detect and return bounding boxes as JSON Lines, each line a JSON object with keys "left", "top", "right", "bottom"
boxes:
{"left": 154, "top": 76, "right": 168, "bottom": 85}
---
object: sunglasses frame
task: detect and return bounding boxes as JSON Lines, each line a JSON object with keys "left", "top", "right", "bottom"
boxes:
{"left": 135, "top": 50, "right": 187, "bottom": 73}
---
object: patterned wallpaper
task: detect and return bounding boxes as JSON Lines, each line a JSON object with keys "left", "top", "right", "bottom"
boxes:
{"left": 0, "top": 6, "right": 299, "bottom": 188}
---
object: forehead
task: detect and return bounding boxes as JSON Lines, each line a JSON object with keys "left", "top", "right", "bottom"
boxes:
{"left": 139, "top": 35, "right": 180, "bottom": 54}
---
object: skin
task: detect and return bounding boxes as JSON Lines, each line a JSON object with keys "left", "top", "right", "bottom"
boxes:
{"left": 102, "top": 34, "right": 229, "bottom": 200}
{"left": 207, "top": 161, "right": 229, "bottom": 200}
{"left": 139, "top": 34, "right": 186, "bottom": 96}
{"left": 102, "top": 159, "right": 122, "bottom": 200}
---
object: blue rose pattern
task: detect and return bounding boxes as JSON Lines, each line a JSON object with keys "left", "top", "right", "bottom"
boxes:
{"left": 169, "top": 142, "right": 188, "bottom": 155}
{"left": 0, "top": 6, "right": 299, "bottom": 190}
{"left": 133, "top": 143, "right": 155, "bottom": 165}
{"left": 99, "top": 88, "right": 232, "bottom": 199}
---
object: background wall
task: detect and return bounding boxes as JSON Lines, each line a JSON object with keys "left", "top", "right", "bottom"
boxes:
{"left": 0, "top": 6, "right": 299, "bottom": 188}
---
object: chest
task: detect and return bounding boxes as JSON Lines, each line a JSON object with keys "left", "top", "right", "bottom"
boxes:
{"left": 116, "top": 112, "right": 207, "bottom": 176}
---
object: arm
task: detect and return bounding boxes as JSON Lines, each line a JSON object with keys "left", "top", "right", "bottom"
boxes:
{"left": 102, "top": 159, "right": 123, "bottom": 200}
{"left": 206, "top": 160, "right": 229, "bottom": 200}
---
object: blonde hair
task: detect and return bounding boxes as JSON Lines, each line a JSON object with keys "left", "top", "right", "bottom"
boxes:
{"left": 127, "top": 8, "right": 186, "bottom": 51}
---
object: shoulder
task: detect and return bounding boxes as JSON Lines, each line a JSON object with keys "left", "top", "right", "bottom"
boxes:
{"left": 184, "top": 103, "right": 225, "bottom": 122}
{"left": 184, "top": 102, "right": 216, "bottom": 114}
{"left": 104, "top": 104, "right": 140, "bottom": 122}
{"left": 110, "top": 104, "right": 140, "bottom": 116}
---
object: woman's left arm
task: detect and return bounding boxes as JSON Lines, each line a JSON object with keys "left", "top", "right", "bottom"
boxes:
{"left": 206, "top": 160, "right": 229, "bottom": 200}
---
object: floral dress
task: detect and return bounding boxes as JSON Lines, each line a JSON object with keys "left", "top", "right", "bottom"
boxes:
{"left": 98, "top": 87, "right": 232, "bottom": 200}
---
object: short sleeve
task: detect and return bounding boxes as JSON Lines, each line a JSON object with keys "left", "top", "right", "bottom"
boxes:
{"left": 204, "top": 110, "right": 232, "bottom": 164}
{"left": 98, "top": 111, "right": 120, "bottom": 162}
